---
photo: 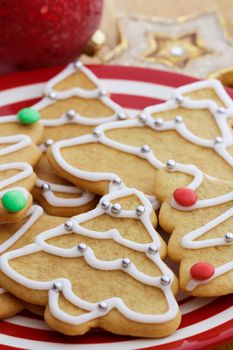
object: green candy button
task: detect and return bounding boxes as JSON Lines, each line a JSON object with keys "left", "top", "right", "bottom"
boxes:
{"left": 2, "top": 190, "right": 27, "bottom": 213}
{"left": 17, "top": 107, "right": 41, "bottom": 125}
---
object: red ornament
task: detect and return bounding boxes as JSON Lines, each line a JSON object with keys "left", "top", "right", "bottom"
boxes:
{"left": 190, "top": 262, "right": 215, "bottom": 280}
{"left": 173, "top": 187, "right": 198, "bottom": 206}
{"left": 0, "top": 0, "right": 103, "bottom": 73}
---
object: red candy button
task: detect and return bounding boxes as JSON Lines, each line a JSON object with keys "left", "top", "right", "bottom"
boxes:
{"left": 173, "top": 187, "right": 198, "bottom": 206}
{"left": 190, "top": 262, "right": 215, "bottom": 280}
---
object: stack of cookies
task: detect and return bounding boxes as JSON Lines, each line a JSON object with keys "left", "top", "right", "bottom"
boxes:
{"left": 0, "top": 61, "right": 232, "bottom": 338}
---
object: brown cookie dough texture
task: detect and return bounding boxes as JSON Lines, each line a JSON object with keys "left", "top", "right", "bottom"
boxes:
{"left": 47, "top": 80, "right": 233, "bottom": 198}
{"left": 155, "top": 169, "right": 233, "bottom": 296}
{"left": 0, "top": 192, "right": 180, "bottom": 337}
{"left": 31, "top": 62, "right": 128, "bottom": 143}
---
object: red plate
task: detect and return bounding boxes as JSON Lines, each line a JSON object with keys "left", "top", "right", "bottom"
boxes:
{"left": 0, "top": 65, "right": 232, "bottom": 350}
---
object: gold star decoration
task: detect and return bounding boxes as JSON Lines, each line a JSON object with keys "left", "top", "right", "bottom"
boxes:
{"left": 97, "top": 12, "right": 233, "bottom": 80}
{"left": 143, "top": 32, "right": 212, "bottom": 68}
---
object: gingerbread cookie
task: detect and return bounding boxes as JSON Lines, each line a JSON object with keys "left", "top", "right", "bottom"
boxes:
{"left": 0, "top": 205, "right": 66, "bottom": 319}
{"left": 0, "top": 287, "right": 23, "bottom": 319}
{"left": 154, "top": 166, "right": 233, "bottom": 297}
{"left": 47, "top": 79, "right": 233, "bottom": 199}
{"left": 0, "top": 108, "right": 43, "bottom": 222}
{"left": 0, "top": 205, "right": 46, "bottom": 318}
{"left": 31, "top": 61, "right": 128, "bottom": 143}
{"left": 0, "top": 188, "right": 180, "bottom": 337}
{"left": 32, "top": 141, "right": 98, "bottom": 217}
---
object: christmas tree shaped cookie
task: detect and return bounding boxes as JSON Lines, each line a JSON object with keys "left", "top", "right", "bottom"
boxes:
{"left": 154, "top": 167, "right": 233, "bottom": 296}
{"left": 33, "top": 140, "right": 98, "bottom": 217}
{"left": 0, "top": 108, "right": 43, "bottom": 222}
{"left": 0, "top": 188, "right": 180, "bottom": 337}
{"left": 31, "top": 61, "right": 128, "bottom": 142}
{"left": 47, "top": 79, "right": 233, "bottom": 198}
{"left": 0, "top": 204, "right": 53, "bottom": 318}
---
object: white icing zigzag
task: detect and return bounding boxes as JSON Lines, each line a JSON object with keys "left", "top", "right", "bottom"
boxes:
{"left": 0, "top": 116, "right": 36, "bottom": 204}
{"left": 0, "top": 190, "right": 179, "bottom": 325}
{"left": 0, "top": 116, "right": 32, "bottom": 156}
{"left": 50, "top": 117, "right": 204, "bottom": 194}
{"left": 0, "top": 205, "right": 43, "bottom": 296}
{"left": 145, "top": 79, "right": 233, "bottom": 167}
{"left": 35, "top": 177, "right": 95, "bottom": 208}
{"left": 32, "top": 62, "right": 128, "bottom": 126}
{"left": 35, "top": 144, "right": 95, "bottom": 209}
{"left": 50, "top": 79, "right": 233, "bottom": 197}
{"left": 183, "top": 206, "right": 233, "bottom": 291}
{"left": 0, "top": 163, "right": 32, "bottom": 200}
{"left": 49, "top": 78, "right": 233, "bottom": 291}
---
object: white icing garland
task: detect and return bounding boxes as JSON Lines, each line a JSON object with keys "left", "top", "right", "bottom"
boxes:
{"left": 32, "top": 62, "right": 128, "bottom": 127}
{"left": 0, "top": 115, "right": 35, "bottom": 205}
{"left": 44, "top": 62, "right": 104, "bottom": 99}
{"left": 0, "top": 189, "right": 179, "bottom": 325}
{"left": 0, "top": 115, "right": 33, "bottom": 156}
{"left": 49, "top": 79, "right": 232, "bottom": 193}
{"left": 50, "top": 119, "right": 204, "bottom": 195}
{"left": 49, "top": 79, "right": 233, "bottom": 198}
{"left": 183, "top": 206, "right": 233, "bottom": 291}
{"left": 49, "top": 78, "right": 233, "bottom": 292}
{"left": 35, "top": 145, "right": 95, "bottom": 209}
{"left": 0, "top": 163, "right": 32, "bottom": 200}
{"left": 35, "top": 178, "right": 95, "bottom": 208}
{"left": 0, "top": 205, "right": 43, "bottom": 296}
{"left": 144, "top": 79, "right": 233, "bottom": 167}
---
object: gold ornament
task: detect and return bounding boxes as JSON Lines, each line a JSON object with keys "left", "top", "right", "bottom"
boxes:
{"left": 101, "top": 11, "right": 233, "bottom": 80}
{"left": 143, "top": 32, "right": 212, "bottom": 68}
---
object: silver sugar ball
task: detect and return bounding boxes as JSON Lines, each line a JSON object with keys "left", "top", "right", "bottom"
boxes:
{"left": 52, "top": 281, "right": 62, "bottom": 292}
{"left": 160, "top": 275, "right": 171, "bottom": 286}
{"left": 73, "top": 61, "right": 83, "bottom": 69}
{"left": 122, "top": 258, "right": 131, "bottom": 268}
{"left": 117, "top": 111, "right": 127, "bottom": 120}
{"left": 101, "top": 199, "right": 110, "bottom": 210}
{"left": 215, "top": 136, "right": 223, "bottom": 144}
{"left": 98, "top": 301, "right": 108, "bottom": 312}
{"left": 64, "top": 220, "right": 73, "bottom": 231}
{"left": 147, "top": 245, "right": 158, "bottom": 254}
{"left": 175, "top": 115, "right": 183, "bottom": 123}
{"left": 154, "top": 118, "right": 164, "bottom": 127}
{"left": 136, "top": 205, "right": 145, "bottom": 216}
{"left": 41, "top": 183, "right": 51, "bottom": 192}
{"left": 166, "top": 159, "right": 176, "bottom": 170}
{"left": 141, "top": 144, "right": 151, "bottom": 153}
{"left": 138, "top": 113, "right": 147, "bottom": 124}
{"left": 98, "top": 88, "right": 108, "bottom": 97}
{"left": 44, "top": 139, "right": 54, "bottom": 147}
{"left": 111, "top": 203, "right": 121, "bottom": 214}
{"left": 66, "top": 109, "right": 76, "bottom": 120}
{"left": 47, "top": 91, "right": 57, "bottom": 100}
{"left": 93, "top": 128, "right": 102, "bottom": 138}
{"left": 112, "top": 177, "right": 122, "bottom": 186}
{"left": 175, "top": 95, "right": 184, "bottom": 104}
{"left": 77, "top": 243, "right": 87, "bottom": 252}
{"left": 217, "top": 106, "right": 226, "bottom": 114}
{"left": 224, "top": 232, "right": 233, "bottom": 243}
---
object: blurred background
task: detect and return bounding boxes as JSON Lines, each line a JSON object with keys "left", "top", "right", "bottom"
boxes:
{"left": 1, "top": 0, "right": 233, "bottom": 87}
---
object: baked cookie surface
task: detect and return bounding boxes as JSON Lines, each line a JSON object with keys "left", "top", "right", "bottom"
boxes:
{"left": 0, "top": 190, "right": 180, "bottom": 337}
